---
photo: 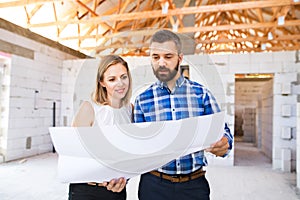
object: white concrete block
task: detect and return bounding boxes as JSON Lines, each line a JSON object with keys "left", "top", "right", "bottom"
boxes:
{"left": 282, "top": 62, "right": 299, "bottom": 73}
{"left": 281, "top": 83, "right": 291, "bottom": 95}
{"left": 273, "top": 147, "right": 282, "bottom": 160}
{"left": 23, "top": 148, "right": 38, "bottom": 158}
{"left": 31, "top": 136, "right": 44, "bottom": 146}
{"left": 11, "top": 55, "right": 34, "bottom": 69}
{"left": 5, "top": 149, "right": 24, "bottom": 161}
{"left": 251, "top": 52, "right": 273, "bottom": 63}
{"left": 208, "top": 54, "right": 229, "bottom": 66}
{"left": 227, "top": 103, "right": 235, "bottom": 116}
{"left": 281, "top": 127, "right": 292, "bottom": 139}
{"left": 297, "top": 103, "right": 300, "bottom": 117}
{"left": 273, "top": 116, "right": 296, "bottom": 127}
{"left": 274, "top": 72, "right": 297, "bottom": 83}
{"left": 273, "top": 96, "right": 296, "bottom": 116}
{"left": 38, "top": 144, "right": 52, "bottom": 154}
{"left": 229, "top": 64, "right": 251, "bottom": 73}
{"left": 282, "top": 148, "right": 291, "bottom": 161}
{"left": 259, "top": 62, "right": 281, "bottom": 73}
{"left": 281, "top": 160, "right": 291, "bottom": 172}
{"left": 229, "top": 53, "right": 251, "bottom": 64}
{"left": 293, "top": 85, "right": 300, "bottom": 95}
{"left": 7, "top": 138, "right": 26, "bottom": 150}
{"left": 281, "top": 104, "right": 292, "bottom": 117}
{"left": 273, "top": 51, "right": 295, "bottom": 62}
{"left": 34, "top": 52, "right": 61, "bottom": 65}
{"left": 185, "top": 54, "right": 209, "bottom": 65}
{"left": 273, "top": 83, "right": 282, "bottom": 95}
{"left": 297, "top": 146, "right": 300, "bottom": 160}
{"left": 227, "top": 83, "right": 235, "bottom": 95}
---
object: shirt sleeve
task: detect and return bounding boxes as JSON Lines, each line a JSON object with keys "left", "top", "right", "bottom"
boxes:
{"left": 222, "top": 122, "right": 233, "bottom": 156}
{"left": 203, "top": 88, "right": 221, "bottom": 114}
{"left": 203, "top": 88, "right": 233, "bottom": 156}
{"left": 133, "top": 96, "right": 145, "bottom": 123}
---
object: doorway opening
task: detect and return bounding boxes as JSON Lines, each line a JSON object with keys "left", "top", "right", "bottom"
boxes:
{"left": 234, "top": 73, "right": 273, "bottom": 167}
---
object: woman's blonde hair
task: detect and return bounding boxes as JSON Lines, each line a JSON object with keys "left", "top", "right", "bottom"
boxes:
{"left": 91, "top": 55, "right": 132, "bottom": 106}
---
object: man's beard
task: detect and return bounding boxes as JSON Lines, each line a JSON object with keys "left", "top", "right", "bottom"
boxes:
{"left": 152, "top": 60, "right": 179, "bottom": 83}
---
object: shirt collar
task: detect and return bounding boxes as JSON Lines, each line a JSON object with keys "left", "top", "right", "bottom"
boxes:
{"left": 156, "top": 75, "right": 185, "bottom": 89}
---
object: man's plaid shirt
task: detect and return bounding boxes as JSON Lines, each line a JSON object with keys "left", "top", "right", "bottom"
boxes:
{"left": 134, "top": 75, "right": 233, "bottom": 175}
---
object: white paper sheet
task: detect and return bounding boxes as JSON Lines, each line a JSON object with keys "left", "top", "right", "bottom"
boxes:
{"left": 49, "top": 112, "right": 225, "bottom": 183}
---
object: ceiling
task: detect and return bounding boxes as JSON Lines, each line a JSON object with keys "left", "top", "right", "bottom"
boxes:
{"left": 0, "top": 0, "right": 300, "bottom": 57}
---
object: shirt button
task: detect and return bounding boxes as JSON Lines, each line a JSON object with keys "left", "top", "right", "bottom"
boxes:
{"left": 172, "top": 108, "right": 175, "bottom": 112}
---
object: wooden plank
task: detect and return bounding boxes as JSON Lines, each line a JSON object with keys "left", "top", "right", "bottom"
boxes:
{"left": 76, "top": 0, "right": 98, "bottom": 16}
{"left": 0, "top": 39, "right": 34, "bottom": 59}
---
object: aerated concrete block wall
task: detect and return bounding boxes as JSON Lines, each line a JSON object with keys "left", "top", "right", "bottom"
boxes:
{"left": 0, "top": 28, "right": 78, "bottom": 162}
{"left": 6, "top": 54, "right": 62, "bottom": 161}
{"left": 273, "top": 72, "right": 298, "bottom": 172}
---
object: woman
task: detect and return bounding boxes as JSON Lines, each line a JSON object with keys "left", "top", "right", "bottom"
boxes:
{"left": 69, "top": 55, "right": 133, "bottom": 200}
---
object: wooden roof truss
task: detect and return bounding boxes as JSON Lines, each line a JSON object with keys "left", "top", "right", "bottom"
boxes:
{"left": 0, "top": 0, "right": 299, "bottom": 56}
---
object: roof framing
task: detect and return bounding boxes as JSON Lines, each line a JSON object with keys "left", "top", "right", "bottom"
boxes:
{"left": 0, "top": 0, "right": 299, "bottom": 56}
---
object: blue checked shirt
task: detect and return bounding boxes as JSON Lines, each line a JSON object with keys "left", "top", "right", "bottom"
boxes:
{"left": 134, "top": 75, "right": 233, "bottom": 175}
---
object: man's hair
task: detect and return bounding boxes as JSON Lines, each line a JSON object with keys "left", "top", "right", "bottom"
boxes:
{"left": 150, "top": 29, "right": 182, "bottom": 54}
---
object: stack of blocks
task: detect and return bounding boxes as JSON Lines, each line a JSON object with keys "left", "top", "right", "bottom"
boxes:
{"left": 242, "top": 108, "right": 256, "bottom": 143}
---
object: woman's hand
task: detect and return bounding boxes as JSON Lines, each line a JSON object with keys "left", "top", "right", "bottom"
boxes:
{"left": 104, "top": 177, "right": 126, "bottom": 192}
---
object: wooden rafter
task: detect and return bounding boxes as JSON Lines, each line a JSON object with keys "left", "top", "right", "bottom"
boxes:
{"left": 26, "top": 1, "right": 300, "bottom": 27}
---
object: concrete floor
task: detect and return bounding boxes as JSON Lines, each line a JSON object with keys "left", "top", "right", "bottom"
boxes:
{"left": 0, "top": 142, "right": 299, "bottom": 200}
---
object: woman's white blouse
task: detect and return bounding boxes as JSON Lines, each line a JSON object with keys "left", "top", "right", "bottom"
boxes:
{"left": 90, "top": 102, "right": 132, "bottom": 126}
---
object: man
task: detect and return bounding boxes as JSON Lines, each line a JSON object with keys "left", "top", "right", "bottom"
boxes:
{"left": 133, "top": 29, "right": 233, "bottom": 200}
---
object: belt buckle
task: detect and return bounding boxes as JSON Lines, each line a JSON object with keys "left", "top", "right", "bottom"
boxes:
{"left": 170, "top": 176, "right": 180, "bottom": 183}
{"left": 171, "top": 174, "right": 185, "bottom": 183}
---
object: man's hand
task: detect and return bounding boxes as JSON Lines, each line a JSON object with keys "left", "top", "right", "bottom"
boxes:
{"left": 103, "top": 177, "right": 126, "bottom": 192}
{"left": 205, "top": 136, "right": 229, "bottom": 157}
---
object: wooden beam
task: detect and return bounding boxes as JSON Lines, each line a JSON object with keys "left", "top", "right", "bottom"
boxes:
{"left": 75, "top": 0, "right": 98, "bottom": 17}
{"left": 0, "top": 39, "right": 34, "bottom": 59}
{"left": 180, "top": 19, "right": 300, "bottom": 33}
{"left": 197, "top": 34, "right": 300, "bottom": 44}
{"left": 27, "top": 1, "right": 300, "bottom": 27}
{"left": 80, "top": 33, "right": 300, "bottom": 52}
{"left": 0, "top": 0, "right": 66, "bottom": 8}
{"left": 199, "top": 45, "right": 300, "bottom": 54}
{"left": 58, "top": 19, "right": 300, "bottom": 41}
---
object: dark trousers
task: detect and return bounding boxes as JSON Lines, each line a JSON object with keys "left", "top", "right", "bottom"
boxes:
{"left": 138, "top": 173, "right": 210, "bottom": 200}
{"left": 68, "top": 183, "right": 126, "bottom": 200}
